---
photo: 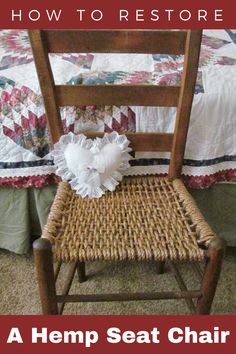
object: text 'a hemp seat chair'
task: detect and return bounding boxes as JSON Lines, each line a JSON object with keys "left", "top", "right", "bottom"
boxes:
{"left": 29, "top": 30, "right": 225, "bottom": 315}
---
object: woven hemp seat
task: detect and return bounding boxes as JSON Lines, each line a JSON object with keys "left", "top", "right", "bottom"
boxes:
{"left": 43, "top": 176, "right": 214, "bottom": 263}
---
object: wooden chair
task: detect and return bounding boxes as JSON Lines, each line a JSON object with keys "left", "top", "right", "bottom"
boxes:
{"left": 29, "top": 30, "right": 225, "bottom": 315}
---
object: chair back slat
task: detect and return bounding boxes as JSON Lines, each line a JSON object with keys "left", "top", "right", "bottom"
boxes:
{"left": 86, "top": 132, "right": 174, "bottom": 152}
{"left": 55, "top": 85, "right": 180, "bottom": 107}
{"left": 44, "top": 30, "right": 187, "bottom": 54}
{"left": 29, "top": 29, "right": 202, "bottom": 177}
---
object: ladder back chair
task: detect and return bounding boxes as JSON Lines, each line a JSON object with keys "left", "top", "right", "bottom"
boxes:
{"left": 29, "top": 30, "right": 225, "bottom": 315}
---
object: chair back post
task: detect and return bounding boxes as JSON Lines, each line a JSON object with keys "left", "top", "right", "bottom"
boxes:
{"left": 28, "top": 30, "right": 63, "bottom": 143}
{"left": 168, "top": 30, "right": 202, "bottom": 179}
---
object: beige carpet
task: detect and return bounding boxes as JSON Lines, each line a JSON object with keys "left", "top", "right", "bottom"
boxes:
{"left": 0, "top": 247, "right": 235, "bottom": 315}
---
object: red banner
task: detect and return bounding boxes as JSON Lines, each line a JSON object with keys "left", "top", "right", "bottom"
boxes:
{"left": 0, "top": 315, "right": 236, "bottom": 354}
{"left": 0, "top": 0, "right": 234, "bottom": 29}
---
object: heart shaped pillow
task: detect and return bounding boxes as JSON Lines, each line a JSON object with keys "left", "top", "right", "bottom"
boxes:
{"left": 52, "top": 132, "right": 132, "bottom": 198}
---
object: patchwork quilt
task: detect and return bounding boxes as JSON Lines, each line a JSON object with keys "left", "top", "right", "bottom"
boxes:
{"left": 0, "top": 29, "right": 236, "bottom": 188}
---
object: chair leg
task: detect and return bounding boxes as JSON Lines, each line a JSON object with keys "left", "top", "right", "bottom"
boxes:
{"left": 156, "top": 261, "right": 165, "bottom": 274}
{"left": 33, "top": 238, "right": 58, "bottom": 314}
{"left": 77, "top": 261, "right": 87, "bottom": 283}
{"left": 196, "top": 238, "right": 225, "bottom": 315}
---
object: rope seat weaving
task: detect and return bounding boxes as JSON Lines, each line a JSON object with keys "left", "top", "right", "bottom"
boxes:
{"left": 42, "top": 175, "right": 216, "bottom": 263}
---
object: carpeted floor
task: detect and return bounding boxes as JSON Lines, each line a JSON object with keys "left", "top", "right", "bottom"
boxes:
{"left": 0, "top": 247, "right": 235, "bottom": 315}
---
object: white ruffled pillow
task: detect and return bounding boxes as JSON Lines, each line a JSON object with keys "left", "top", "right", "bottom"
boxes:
{"left": 52, "top": 132, "right": 132, "bottom": 198}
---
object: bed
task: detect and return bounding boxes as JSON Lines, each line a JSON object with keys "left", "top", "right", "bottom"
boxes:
{"left": 0, "top": 29, "right": 236, "bottom": 253}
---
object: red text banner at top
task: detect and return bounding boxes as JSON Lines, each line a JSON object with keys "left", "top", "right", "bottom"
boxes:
{"left": 0, "top": 0, "right": 234, "bottom": 29}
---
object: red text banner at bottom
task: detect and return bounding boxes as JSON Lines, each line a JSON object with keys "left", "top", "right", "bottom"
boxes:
{"left": 0, "top": 315, "right": 236, "bottom": 354}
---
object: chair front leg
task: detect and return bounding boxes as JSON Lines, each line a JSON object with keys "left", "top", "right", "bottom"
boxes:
{"left": 33, "top": 238, "right": 58, "bottom": 314}
{"left": 196, "top": 238, "right": 225, "bottom": 315}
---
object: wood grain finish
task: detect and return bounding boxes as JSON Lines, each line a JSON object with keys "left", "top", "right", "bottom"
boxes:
{"left": 33, "top": 238, "right": 58, "bottom": 314}
{"left": 86, "top": 132, "right": 174, "bottom": 152}
{"left": 196, "top": 238, "right": 225, "bottom": 314}
{"left": 57, "top": 290, "right": 201, "bottom": 303}
{"left": 28, "top": 30, "right": 63, "bottom": 143}
{"left": 169, "top": 30, "right": 202, "bottom": 179}
{"left": 45, "top": 30, "right": 187, "bottom": 54}
{"left": 55, "top": 85, "right": 180, "bottom": 107}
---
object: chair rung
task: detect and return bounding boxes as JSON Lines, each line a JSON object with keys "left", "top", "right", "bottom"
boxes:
{"left": 57, "top": 290, "right": 201, "bottom": 303}
{"left": 55, "top": 85, "right": 180, "bottom": 107}
{"left": 44, "top": 30, "right": 187, "bottom": 54}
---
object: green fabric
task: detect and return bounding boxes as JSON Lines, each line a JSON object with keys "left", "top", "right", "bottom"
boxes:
{"left": 0, "top": 183, "right": 235, "bottom": 254}
{"left": 0, "top": 184, "right": 57, "bottom": 254}
{"left": 189, "top": 184, "right": 236, "bottom": 246}
{"left": 0, "top": 187, "right": 29, "bottom": 254}
{"left": 28, "top": 184, "right": 58, "bottom": 232}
